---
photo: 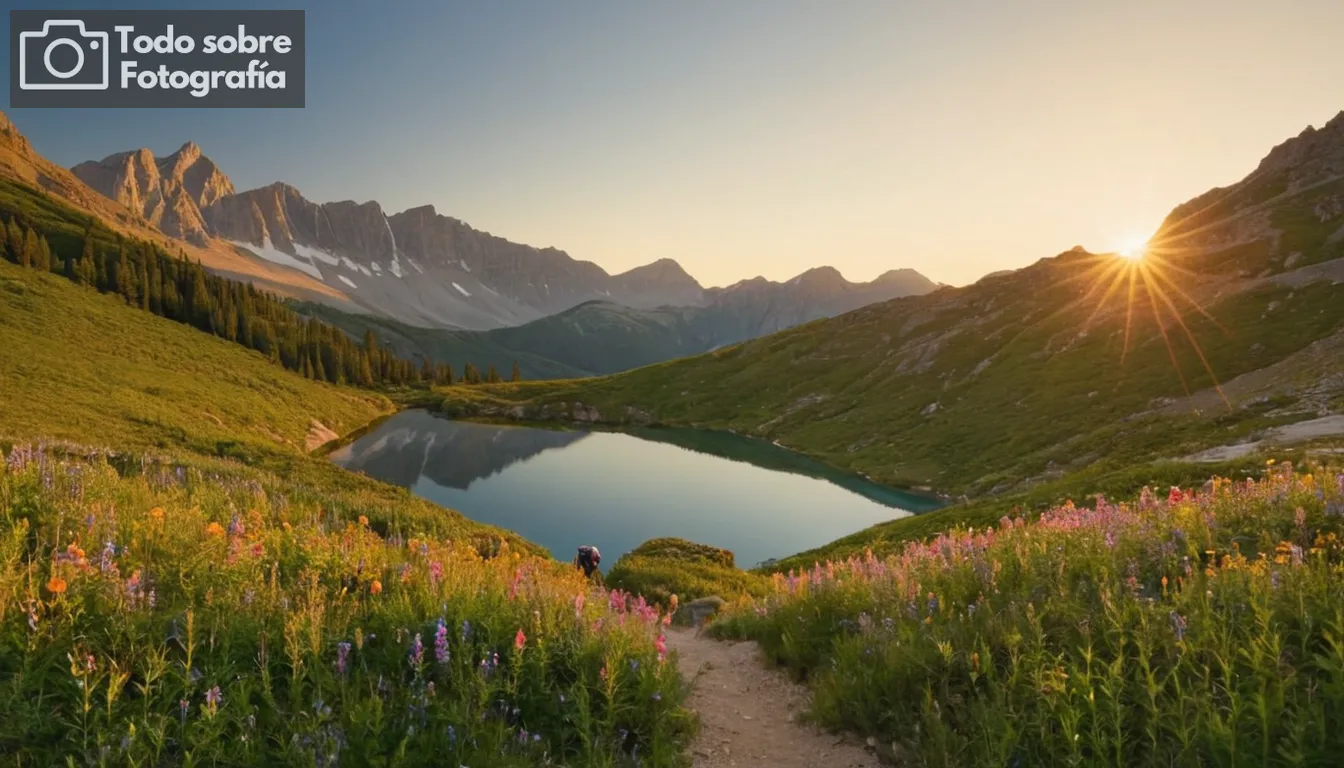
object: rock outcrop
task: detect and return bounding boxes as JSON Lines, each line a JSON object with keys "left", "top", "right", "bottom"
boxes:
{"left": 72, "top": 142, "right": 234, "bottom": 245}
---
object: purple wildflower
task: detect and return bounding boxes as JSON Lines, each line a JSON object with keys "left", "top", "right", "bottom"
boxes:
{"left": 336, "top": 642, "right": 352, "bottom": 677}
{"left": 434, "top": 618, "right": 450, "bottom": 664}
{"left": 409, "top": 633, "right": 424, "bottom": 667}
{"left": 1169, "top": 611, "right": 1187, "bottom": 642}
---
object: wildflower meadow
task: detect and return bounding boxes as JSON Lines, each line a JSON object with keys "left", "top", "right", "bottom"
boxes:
{"left": 714, "top": 463, "right": 1344, "bottom": 766}
{"left": 0, "top": 443, "right": 692, "bottom": 766}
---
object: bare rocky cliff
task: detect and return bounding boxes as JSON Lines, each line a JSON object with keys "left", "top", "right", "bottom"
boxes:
{"left": 72, "top": 142, "right": 234, "bottom": 245}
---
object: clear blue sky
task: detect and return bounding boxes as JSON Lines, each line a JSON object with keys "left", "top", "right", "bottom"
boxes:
{"left": 4, "top": 0, "right": 1343, "bottom": 287}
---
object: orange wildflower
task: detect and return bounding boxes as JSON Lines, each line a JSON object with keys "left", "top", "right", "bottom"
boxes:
{"left": 205, "top": 522, "right": 225, "bottom": 537}
{"left": 46, "top": 576, "right": 68, "bottom": 594}
{"left": 369, "top": 579, "right": 383, "bottom": 596}
{"left": 150, "top": 507, "right": 165, "bottom": 523}
{"left": 358, "top": 515, "right": 369, "bottom": 527}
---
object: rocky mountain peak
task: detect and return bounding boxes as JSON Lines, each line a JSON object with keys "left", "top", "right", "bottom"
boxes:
{"left": 1254, "top": 110, "right": 1344, "bottom": 182}
{"left": 71, "top": 141, "right": 234, "bottom": 245}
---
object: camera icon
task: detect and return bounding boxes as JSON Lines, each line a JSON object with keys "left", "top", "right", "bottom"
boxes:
{"left": 18, "top": 20, "right": 110, "bottom": 91}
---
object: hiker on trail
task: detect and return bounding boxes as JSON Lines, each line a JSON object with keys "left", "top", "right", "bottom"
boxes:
{"left": 574, "top": 545, "right": 601, "bottom": 577}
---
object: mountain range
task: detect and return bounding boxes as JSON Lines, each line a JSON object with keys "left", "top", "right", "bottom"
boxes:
{"left": 444, "top": 110, "right": 1344, "bottom": 495}
{"left": 66, "top": 138, "right": 937, "bottom": 332}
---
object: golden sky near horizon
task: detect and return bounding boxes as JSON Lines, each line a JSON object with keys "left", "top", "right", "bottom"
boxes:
{"left": 16, "top": 1, "right": 1344, "bottom": 288}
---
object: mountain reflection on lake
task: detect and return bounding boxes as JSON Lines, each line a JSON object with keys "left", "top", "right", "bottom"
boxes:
{"left": 330, "top": 410, "right": 941, "bottom": 569}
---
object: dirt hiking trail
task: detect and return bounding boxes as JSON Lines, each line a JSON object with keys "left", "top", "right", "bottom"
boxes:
{"left": 667, "top": 628, "right": 880, "bottom": 768}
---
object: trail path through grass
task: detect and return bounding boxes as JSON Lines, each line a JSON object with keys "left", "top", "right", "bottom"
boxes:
{"left": 668, "top": 628, "right": 879, "bottom": 768}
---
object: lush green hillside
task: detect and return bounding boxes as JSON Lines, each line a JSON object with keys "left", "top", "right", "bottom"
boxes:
{"left": 438, "top": 261, "right": 1344, "bottom": 492}
{"left": 0, "top": 261, "right": 548, "bottom": 552}
{"left": 299, "top": 299, "right": 735, "bottom": 378}
{"left": 0, "top": 262, "right": 384, "bottom": 454}
{"left": 293, "top": 300, "right": 590, "bottom": 380}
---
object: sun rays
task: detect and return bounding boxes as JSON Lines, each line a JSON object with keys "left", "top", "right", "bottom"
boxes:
{"left": 1068, "top": 234, "right": 1231, "bottom": 407}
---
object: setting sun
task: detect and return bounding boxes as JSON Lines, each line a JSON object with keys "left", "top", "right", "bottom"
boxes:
{"left": 1116, "top": 236, "right": 1151, "bottom": 260}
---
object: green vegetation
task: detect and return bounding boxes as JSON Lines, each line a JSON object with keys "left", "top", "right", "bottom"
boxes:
{"left": 606, "top": 538, "right": 770, "bottom": 607}
{"left": 0, "top": 206, "right": 694, "bottom": 762}
{"left": 0, "top": 260, "right": 539, "bottom": 551}
{"left": 0, "top": 177, "right": 499, "bottom": 391}
{"left": 294, "top": 300, "right": 587, "bottom": 380}
{"left": 0, "top": 444, "right": 691, "bottom": 764}
{"left": 711, "top": 466, "right": 1344, "bottom": 766}
{"left": 299, "top": 298, "right": 731, "bottom": 380}
{"left": 437, "top": 253, "right": 1344, "bottom": 498}
{"left": 758, "top": 457, "right": 1284, "bottom": 574}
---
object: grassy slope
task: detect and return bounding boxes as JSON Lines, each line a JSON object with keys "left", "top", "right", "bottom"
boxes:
{"left": 438, "top": 261, "right": 1344, "bottom": 493}
{"left": 0, "top": 261, "right": 540, "bottom": 552}
{"left": 0, "top": 263, "right": 385, "bottom": 454}
{"left": 293, "top": 300, "right": 590, "bottom": 380}
{"left": 297, "top": 299, "right": 722, "bottom": 379}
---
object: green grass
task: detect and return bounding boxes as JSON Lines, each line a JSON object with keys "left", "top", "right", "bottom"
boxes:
{"left": 0, "top": 260, "right": 540, "bottom": 552}
{"left": 710, "top": 466, "right": 1344, "bottom": 766}
{"left": 605, "top": 538, "right": 771, "bottom": 607}
{"left": 0, "top": 262, "right": 387, "bottom": 455}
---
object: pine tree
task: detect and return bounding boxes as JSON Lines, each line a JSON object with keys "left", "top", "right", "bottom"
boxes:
{"left": 6, "top": 220, "right": 22, "bottom": 264}
{"left": 37, "top": 236, "right": 52, "bottom": 271}
{"left": 463, "top": 362, "right": 480, "bottom": 385}
{"left": 486, "top": 365, "right": 501, "bottom": 384}
{"left": 140, "top": 264, "right": 151, "bottom": 311}
{"left": 20, "top": 227, "right": 37, "bottom": 268}
{"left": 359, "top": 351, "right": 375, "bottom": 387}
{"left": 511, "top": 361, "right": 522, "bottom": 382}
{"left": 116, "top": 250, "right": 136, "bottom": 304}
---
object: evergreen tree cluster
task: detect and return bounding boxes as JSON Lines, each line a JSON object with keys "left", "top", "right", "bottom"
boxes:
{"left": 0, "top": 212, "right": 517, "bottom": 390}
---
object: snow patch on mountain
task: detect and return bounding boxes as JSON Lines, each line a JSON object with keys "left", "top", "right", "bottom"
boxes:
{"left": 409, "top": 258, "right": 425, "bottom": 274}
{"left": 370, "top": 262, "right": 382, "bottom": 275}
{"left": 460, "top": 260, "right": 471, "bottom": 273}
{"left": 337, "top": 274, "right": 358, "bottom": 289}
{"left": 231, "top": 238, "right": 323, "bottom": 280}
{"left": 295, "top": 243, "right": 339, "bottom": 267}
{"left": 357, "top": 264, "right": 372, "bottom": 277}
{"left": 452, "top": 282, "right": 471, "bottom": 297}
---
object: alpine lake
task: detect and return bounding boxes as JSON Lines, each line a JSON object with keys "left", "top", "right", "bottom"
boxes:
{"left": 329, "top": 409, "right": 942, "bottom": 570}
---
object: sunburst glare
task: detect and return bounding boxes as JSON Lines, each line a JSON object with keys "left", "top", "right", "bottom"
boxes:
{"left": 1066, "top": 228, "right": 1230, "bottom": 409}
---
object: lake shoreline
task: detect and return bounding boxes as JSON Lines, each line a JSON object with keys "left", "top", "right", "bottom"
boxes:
{"left": 326, "top": 408, "right": 944, "bottom": 572}
{"left": 427, "top": 395, "right": 957, "bottom": 505}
